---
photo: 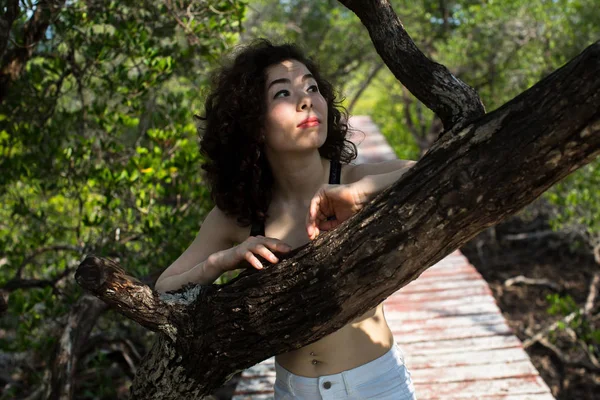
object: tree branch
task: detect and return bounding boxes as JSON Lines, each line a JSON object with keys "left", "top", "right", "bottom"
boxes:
{"left": 2, "top": 268, "right": 72, "bottom": 292}
{"left": 504, "top": 275, "right": 562, "bottom": 292}
{"left": 75, "top": 256, "right": 195, "bottom": 339}
{"left": 337, "top": 0, "right": 486, "bottom": 130}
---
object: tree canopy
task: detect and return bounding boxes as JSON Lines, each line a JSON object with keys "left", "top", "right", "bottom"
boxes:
{"left": 0, "top": 1, "right": 598, "bottom": 399}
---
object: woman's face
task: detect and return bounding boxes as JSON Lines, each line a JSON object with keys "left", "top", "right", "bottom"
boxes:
{"left": 263, "top": 59, "right": 328, "bottom": 155}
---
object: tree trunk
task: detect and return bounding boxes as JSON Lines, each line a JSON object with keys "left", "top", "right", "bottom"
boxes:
{"left": 47, "top": 295, "right": 108, "bottom": 399}
{"left": 76, "top": 33, "right": 600, "bottom": 397}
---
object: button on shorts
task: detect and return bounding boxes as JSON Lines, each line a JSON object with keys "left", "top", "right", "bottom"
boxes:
{"left": 274, "top": 343, "right": 417, "bottom": 399}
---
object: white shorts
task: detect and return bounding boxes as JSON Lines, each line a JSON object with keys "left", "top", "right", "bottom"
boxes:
{"left": 274, "top": 343, "right": 417, "bottom": 399}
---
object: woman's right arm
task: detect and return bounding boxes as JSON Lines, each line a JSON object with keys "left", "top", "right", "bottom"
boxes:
{"left": 155, "top": 206, "right": 292, "bottom": 293}
{"left": 155, "top": 206, "right": 236, "bottom": 292}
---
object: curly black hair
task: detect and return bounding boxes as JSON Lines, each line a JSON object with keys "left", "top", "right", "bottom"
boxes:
{"left": 198, "top": 39, "right": 357, "bottom": 227}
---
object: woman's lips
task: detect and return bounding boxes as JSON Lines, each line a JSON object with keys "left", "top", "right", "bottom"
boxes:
{"left": 298, "top": 117, "right": 320, "bottom": 128}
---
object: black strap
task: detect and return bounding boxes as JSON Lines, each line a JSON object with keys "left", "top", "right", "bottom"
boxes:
{"left": 250, "top": 160, "right": 341, "bottom": 236}
{"left": 328, "top": 159, "right": 341, "bottom": 185}
{"left": 250, "top": 217, "right": 265, "bottom": 237}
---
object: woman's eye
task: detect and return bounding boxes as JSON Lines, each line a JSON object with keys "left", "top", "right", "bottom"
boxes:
{"left": 274, "top": 90, "right": 289, "bottom": 99}
{"left": 308, "top": 85, "right": 319, "bottom": 92}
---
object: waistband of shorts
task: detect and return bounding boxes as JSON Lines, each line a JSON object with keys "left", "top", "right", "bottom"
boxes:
{"left": 274, "top": 342, "right": 404, "bottom": 388}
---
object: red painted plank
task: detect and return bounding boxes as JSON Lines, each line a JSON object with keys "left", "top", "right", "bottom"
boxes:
{"left": 393, "top": 323, "right": 512, "bottom": 344}
{"left": 406, "top": 271, "right": 483, "bottom": 283}
{"left": 384, "top": 301, "right": 502, "bottom": 320}
{"left": 393, "top": 278, "right": 491, "bottom": 294}
{"left": 233, "top": 394, "right": 273, "bottom": 400}
{"left": 386, "top": 312, "right": 506, "bottom": 329}
{"left": 418, "top": 265, "right": 478, "bottom": 276}
{"left": 386, "top": 285, "right": 492, "bottom": 302}
{"left": 413, "top": 376, "right": 553, "bottom": 398}
{"left": 401, "top": 334, "right": 522, "bottom": 355}
{"left": 385, "top": 295, "right": 496, "bottom": 311}
{"left": 410, "top": 360, "right": 540, "bottom": 383}
{"left": 407, "top": 348, "right": 530, "bottom": 369}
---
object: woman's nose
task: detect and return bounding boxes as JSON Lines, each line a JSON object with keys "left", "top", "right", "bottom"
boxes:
{"left": 298, "top": 95, "right": 312, "bottom": 111}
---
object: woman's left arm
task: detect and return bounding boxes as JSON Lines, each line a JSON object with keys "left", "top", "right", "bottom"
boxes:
{"left": 306, "top": 160, "right": 416, "bottom": 239}
{"left": 352, "top": 160, "right": 417, "bottom": 204}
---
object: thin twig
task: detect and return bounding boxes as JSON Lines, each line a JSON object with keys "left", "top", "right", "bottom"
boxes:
{"left": 584, "top": 272, "right": 599, "bottom": 315}
{"left": 504, "top": 275, "right": 562, "bottom": 292}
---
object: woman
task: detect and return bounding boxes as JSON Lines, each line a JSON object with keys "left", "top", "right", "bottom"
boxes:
{"left": 155, "top": 39, "right": 417, "bottom": 399}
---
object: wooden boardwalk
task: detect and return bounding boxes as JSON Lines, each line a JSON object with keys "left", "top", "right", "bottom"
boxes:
{"left": 232, "top": 116, "right": 554, "bottom": 399}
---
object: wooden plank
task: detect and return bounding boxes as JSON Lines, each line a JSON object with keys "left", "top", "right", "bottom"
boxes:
{"left": 393, "top": 323, "right": 512, "bottom": 344}
{"left": 409, "top": 360, "right": 540, "bottom": 383}
{"left": 387, "top": 312, "right": 506, "bottom": 329}
{"left": 413, "top": 376, "right": 553, "bottom": 398}
{"left": 405, "top": 271, "right": 483, "bottom": 283}
{"left": 385, "top": 295, "right": 496, "bottom": 311}
{"left": 401, "top": 334, "right": 522, "bottom": 355}
{"left": 407, "top": 348, "right": 531, "bottom": 369}
{"left": 413, "top": 265, "right": 479, "bottom": 282}
{"left": 385, "top": 293, "right": 496, "bottom": 311}
{"left": 393, "top": 278, "right": 491, "bottom": 294}
{"left": 233, "top": 394, "right": 273, "bottom": 400}
{"left": 387, "top": 285, "right": 492, "bottom": 303}
{"left": 234, "top": 375, "right": 275, "bottom": 393}
{"left": 421, "top": 393, "right": 556, "bottom": 400}
{"left": 241, "top": 359, "right": 275, "bottom": 378}
{"left": 385, "top": 301, "right": 502, "bottom": 320}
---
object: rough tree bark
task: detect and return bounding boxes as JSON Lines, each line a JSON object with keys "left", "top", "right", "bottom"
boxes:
{"left": 75, "top": 1, "right": 599, "bottom": 398}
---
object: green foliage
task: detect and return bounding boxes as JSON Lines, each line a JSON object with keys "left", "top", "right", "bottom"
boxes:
{"left": 1, "top": 0, "right": 599, "bottom": 397}
{"left": 545, "top": 161, "right": 600, "bottom": 244}
{"left": 356, "top": 71, "right": 423, "bottom": 161}
{"left": 546, "top": 293, "right": 579, "bottom": 316}
{"left": 546, "top": 293, "right": 600, "bottom": 356}
{"left": 1, "top": 0, "right": 245, "bottom": 397}
{"left": 355, "top": 0, "right": 599, "bottom": 153}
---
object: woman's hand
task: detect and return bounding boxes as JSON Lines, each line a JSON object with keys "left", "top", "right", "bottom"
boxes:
{"left": 306, "top": 183, "right": 367, "bottom": 240}
{"left": 209, "top": 236, "right": 292, "bottom": 271}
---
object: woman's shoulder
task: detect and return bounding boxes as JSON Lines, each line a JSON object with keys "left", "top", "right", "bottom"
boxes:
{"left": 207, "top": 205, "right": 251, "bottom": 245}
{"left": 342, "top": 159, "right": 416, "bottom": 184}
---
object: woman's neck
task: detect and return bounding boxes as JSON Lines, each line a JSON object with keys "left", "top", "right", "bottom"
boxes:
{"left": 268, "top": 152, "right": 329, "bottom": 208}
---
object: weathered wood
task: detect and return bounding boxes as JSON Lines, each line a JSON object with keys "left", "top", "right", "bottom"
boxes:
{"left": 413, "top": 376, "right": 553, "bottom": 398}
{"left": 337, "top": 0, "right": 486, "bottom": 130}
{"left": 76, "top": 39, "right": 599, "bottom": 398}
{"left": 75, "top": 256, "right": 190, "bottom": 340}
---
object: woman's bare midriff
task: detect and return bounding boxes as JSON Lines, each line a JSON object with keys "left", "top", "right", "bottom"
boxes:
{"left": 228, "top": 161, "right": 395, "bottom": 377}
{"left": 275, "top": 303, "right": 395, "bottom": 377}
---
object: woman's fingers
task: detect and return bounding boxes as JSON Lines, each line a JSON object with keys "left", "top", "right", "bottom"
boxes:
{"left": 253, "top": 244, "right": 279, "bottom": 263}
{"left": 265, "top": 239, "right": 292, "bottom": 253}
{"left": 307, "top": 190, "right": 330, "bottom": 239}
{"left": 244, "top": 251, "right": 263, "bottom": 270}
{"left": 241, "top": 239, "right": 293, "bottom": 271}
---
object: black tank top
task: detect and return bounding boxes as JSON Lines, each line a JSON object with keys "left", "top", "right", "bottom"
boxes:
{"left": 249, "top": 160, "right": 342, "bottom": 237}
